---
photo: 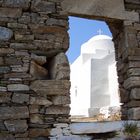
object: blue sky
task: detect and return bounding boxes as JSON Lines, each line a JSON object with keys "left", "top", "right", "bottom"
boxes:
{"left": 66, "top": 16, "right": 112, "bottom": 63}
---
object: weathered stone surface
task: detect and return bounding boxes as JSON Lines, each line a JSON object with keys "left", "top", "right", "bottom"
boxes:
{"left": 52, "top": 96, "right": 70, "bottom": 105}
{"left": 0, "top": 106, "right": 29, "bottom": 120}
{"left": 70, "top": 121, "right": 123, "bottom": 134}
{"left": 130, "top": 88, "right": 140, "bottom": 99}
{"left": 127, "top": 68, "right": 140, "bottom": 76}
{"left": 45, "top": 106, "right": 70, "bottom": 115}
{"left": 30, "top": 114, "right": 43, "bottom": 124}
{"left": 0, "top": 48, "right": 14, "bottom": 56}
{"left": 2, "top": 0, "right": 30, "bottom": 10}
{"left": 31, "top": 0, "right": 55, "bottom": 13}
{"left": 50, "top": 52, "right": 70, "bottom": 80}
{"left": 0, "top": 8, "right": 22, "bottom": 18}
{"left": 0, "top": 57, "right": 4, "bottom": 65}
{"left": 11, "top": 64, "right": 29, "bottom": 73}
{"left": 123, "top": 77, "right": 140, "bottom": 89}
{"left": 29, "top": 128, "right": 50, "bottom": 137}
{"left": 62, "top": 0, "right": 139, "bottom": 21}
{"left": 0, "top": 26, "right": 13, "bottom": 41}
{"left": 0, "top": 134, "right": 15, "bottom": 140}
{"left": 8, "top": 84, "right": 29, "bottom": 91}
{"left": 31, "top": 53, "right": 46, "bottom": 65}
{"left": 50, "top": 128, "right": 62, "bottom": 136}
{"left": 30, "top": 61, "right": 48, "bottom": 80}
{"left": 10, "top": 43, "right": 36, "bottom": 50}
{"left": 128, "top": 107, "right": 140, "bottom": 120}
{"left": 5, "top": 57, "right": 22, "bottom": 65}
{"left": 30, "top": 80, "right": 70, "bottom": 96}
{"left": 4, "top": 73, "right": 31, "bottom": 79}
{"left": 125, "top": 100, "right": 140, "bottom": 107}
{"left": 15, "top": 34, "right": 34, "bottom": 41}
{"left": 4, "top": 120, "right": 28, "bottom": 133}
{"left": 0, "top": 92, "right": 11, "bottom": 103}
{"left": 12, "top": 93, "right": 29, "bottom": 104}
{"left": 0, "top": 66, "right": 10, "bottom": 74}
{"left": 30, "top": 96, "right": 52, "bottom": 106}
{"left": 0, "top": 86, "right": 7, "bottom": 92}
{"left": 29, "top": 105, "right": 39, "bottom": 114}
{"left": 8, "top": 23, "right": 27, "bottom": 29}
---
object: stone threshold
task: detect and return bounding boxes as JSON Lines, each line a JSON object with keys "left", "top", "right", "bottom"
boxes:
{"left": 70, "top": 120, "right": 140, "bottom": 134}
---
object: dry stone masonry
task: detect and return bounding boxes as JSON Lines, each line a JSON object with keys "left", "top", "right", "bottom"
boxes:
{"left": 0, "top": 0, "right": 139, "bottom": 139}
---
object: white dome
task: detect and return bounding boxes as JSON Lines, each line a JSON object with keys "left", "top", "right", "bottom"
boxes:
{"left": 88, "top": 35, "right": 112, "bottom": 42}
{"left": 81, "top": 34, "right": 114, "bottom": 55}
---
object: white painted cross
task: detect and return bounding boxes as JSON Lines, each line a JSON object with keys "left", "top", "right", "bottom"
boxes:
{"left": 97, "top": 29, "right": 103, "bottom": 35}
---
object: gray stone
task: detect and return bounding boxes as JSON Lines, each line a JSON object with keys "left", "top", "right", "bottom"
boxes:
{"left": 128, "top": 107, "right": 140, "bottom": 120}
{"left": 0, "top": 57, "right": 4, "bottom": 65}
{"left": 45, "top": 106, "right": 70, "bottom": 115}
{"left": 0, "top": 26, "right": 13, "bottom": 41}
{"left": 62, "top": 0, "right": 139, "bottom": 21}
{"left": 8, "top": 84, "right": 29, "bottom": 91}
{"left": 5, "top": 57, "right": 22, "bottom": 65}
{"left": 4, "top": 120, "right": 28, "bottom": 133}
{"left": 30, "top": 61, "right": 48, "bottom": 80}
{"left": 0, "top": 86, "right": 7, "bottom": 92}
{"left": 0, "top": 7, "right": 22, "bottom": 18}
{"left": 50, "top": 52, "right": 70, "bottom": 80}
{"left": 31, "top": 0, "right": 55, "bottom": 13}
{"left": 52, "top": 96, "right": 70, "bottom": 105}
{"left": 30, "top": 80, "right": 70, "bottom": 96}
{"left": 0, "top": 66, "right": 10, "bottom": 74}
{"left": 0, "top": 121, "right": 6, "bottom": 131}
{"left": 12, "top": 93, "right": 29, "bottom": 104}
{"left": 30, "top": 96, "right": 52, "bottom": 106}
{"left": 0, "top": 106, "right": 29, "bottom": 120}
{"left": 30, "top": 114, "right": 44, "bottom": 124}
{"left": 31, "top": 53, "right": 46, "bottom": 65}
{"left": 130, "top": 88, "right": 140, "bottom": 99}
{"left": 29, "top": 128, "right": 50, "bottom": 137}
{"left": 0, "top": 92, "right": 12, "bottom": 103}
{"left": 0, "top": 134, "right": 15, "bottom": 140}
{"left": 8, "top": 23, "right": 27, "bottom": 29}
{"left": 15, "top": 34, "right": 34, "bottom": 41}
{"left": 10, "top": 43, "right": 36, "bottom": 50}
{"left": 0, "top": 48, "right": 14, "bottom": 56}
{"left": 2, "top": 0, "right": 30, "bottom": 10}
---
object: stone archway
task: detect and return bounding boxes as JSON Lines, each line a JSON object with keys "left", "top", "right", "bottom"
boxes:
{"left": 62, "top": 0, "right": 140, "bottom": 120}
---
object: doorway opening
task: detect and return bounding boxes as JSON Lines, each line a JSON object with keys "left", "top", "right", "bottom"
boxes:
{"left": 67, "top": 16, "right": 121, "bottom": 122}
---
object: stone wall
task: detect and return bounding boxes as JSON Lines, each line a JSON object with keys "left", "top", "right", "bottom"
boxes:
{"left": 0, "top": 0, "right": 139, "bottom": 139}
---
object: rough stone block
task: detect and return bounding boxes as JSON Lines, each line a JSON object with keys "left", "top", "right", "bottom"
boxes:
{"left": 0, "top": 106, "right": 29, "bottom": 120}
{"left": 125, "top": 100, "right": 140, "bottom": 108}
{"left": 10, "top": 43, "right": 36, "bottom": 50}
{"left": 4, "top": 120, "right": 28, "bottom": 133}
{"left": 8, "top": 23, "right": 27, "bottom": 29}
{"left": 31, "top": 0, "right": 55, "bottom": 13}
{"left": 0, "top": 86, "right": 7, "bottom": 92}
{"left": 0, "top": 134, "right": 15, "bottom": 140}
{"left": 50, "top": 52, "right": 70, "bottom": 80}
{"left": 0, "top": 8, "right": 22, "bottom": 18}
{"left": 52, "top": 96, "right": 70, "bottom": 105}
{"left": 0, "top": 48, "right": 14, "bottom": 56}
{"left": 5, "top": 57, "right": 22, "bottom": 65}
{"left": 15, "top": 34, "right": 34, "bottom": 41}
{"left": 30, "top": 61, "right": 48, "bottom": 80}
{"left": 0, "top": 26, "right": 13, "bottom": 41}
{"left": 30, "top": 80, "right": 70, "bottom": 96}
{"left": 130, "top": 88, "right": 140, "bottom": 99}
{"left": 123, "top": 77, "right": 140, "bottom": 89}
{"left": 12, "top": 93, "right": 29, "bottom": 104}
{"left": 0, "top": 66, "right": 10, "bottom": 74}
{"left": 0, "top": 92, "right": 12, "bottom": 103}
{"left": 128, "top": 107, "right": 140, "bottom": 120}
{"left": 45, "top": 106, "right": 70, "bottom": 115}
{"left": 31, "top": 53, "right": 46, "bottom": 65}
{"left": 29, "top": 128, "right": 50, "bottom": 137}
{"left": 2, "top": 0, "right": 30, "bottom": 10}
{"left": 30, "top": 114, "right": 43, "bottom": 124}
{"left": 30, "top": 96, "right": 52, "bottom": 106}
{"left": 0, "top": 57, "right": 4, "bottom": 65}
{"left": 8, "top": 84, "right": 29, "bottom": 91}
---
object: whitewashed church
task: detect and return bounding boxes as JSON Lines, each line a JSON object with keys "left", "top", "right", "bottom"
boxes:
{"left": 70, "top": 33, "right": 120, "bottom": 117}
